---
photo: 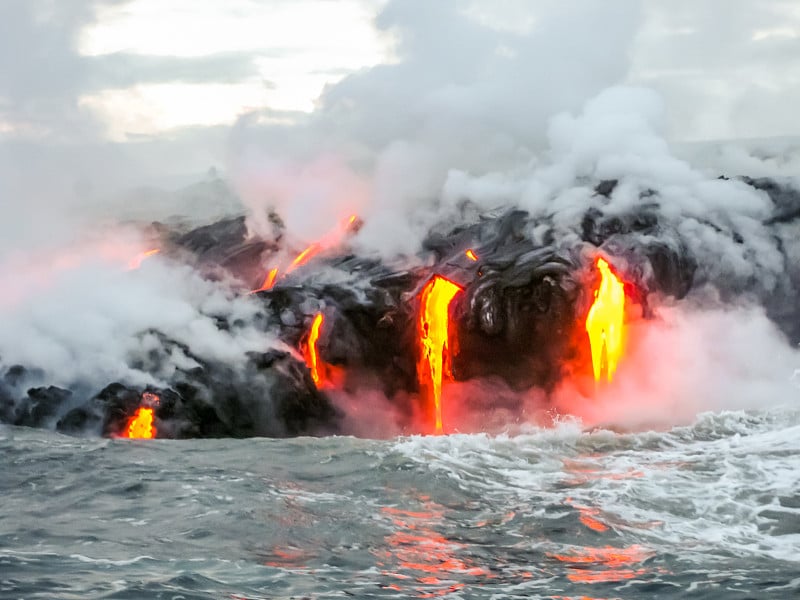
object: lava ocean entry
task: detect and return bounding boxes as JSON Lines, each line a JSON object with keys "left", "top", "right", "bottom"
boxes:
{"left": 1, "top": 175, "right": 799, "bottom": 439}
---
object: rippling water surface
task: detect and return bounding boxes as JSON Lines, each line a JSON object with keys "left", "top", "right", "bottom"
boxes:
{"left": 3, "top": 408, "right": 800, "bottom": 599}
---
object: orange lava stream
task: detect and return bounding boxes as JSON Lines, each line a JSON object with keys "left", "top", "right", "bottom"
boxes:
{"left": 418, "top": 276, "right": 463, "bottom": 434}
{"left": 306, "top": 313, "right": 325, "bottom": 385}
{"left": 585, "top": 257, "right": 626, "bottom": 383}
{"left": 288, "top": 243, "right": 321, "bottom": 272}
{"left": 253, "top": 267, "right": 279, "bottom": 292}
{"left": 251, "top": 214, "right": 359, "bottom": 293}
{"left": 124, "top": 407, "right": 155, "bottom": 439}
{"left": 128, "top": 248, "right": 160, "bottom": 270}
{"left": 465, "top": 249, "right": 478, "bottom": 261}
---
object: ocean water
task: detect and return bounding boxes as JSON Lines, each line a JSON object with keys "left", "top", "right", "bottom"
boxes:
{"left": 2, "top": 408, "right": 800, "bottom": 599}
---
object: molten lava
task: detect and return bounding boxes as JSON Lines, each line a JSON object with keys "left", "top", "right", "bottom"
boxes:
{"left": 124, "top": 407, "right": 156, "bottom": 439}
{"left": 252, "top": 267, "right": 279, "bottom": 293}
{"left": 305, "top": 312, "right": 325, "bottom": 385}
{"left": 128, "top": 248, "right": 160, "bottom": 270}
{"left": 121, "top": 392, "right": 159, "bottom": 439}
{"left": 585, "top": 258, "right": 626, "bottom": 383}
{"left": 417, "top": 276, "right": 463, "bottom": 433}
{"left": 465, "top": 249, "right": 478, "bottom": 262}
{"left": 288, "top": 243, "right": 321, "bottom": 272}
{"left": 252, "top": 214, "right": 360, "bottom": 293}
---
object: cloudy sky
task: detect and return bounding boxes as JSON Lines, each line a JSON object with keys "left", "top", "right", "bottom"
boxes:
{"left": 1, "top": 0, "right": 799, "bottom": 249}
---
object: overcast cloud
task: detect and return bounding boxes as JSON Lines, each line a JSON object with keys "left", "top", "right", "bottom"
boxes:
{"left": 1, "top": 0, "right": 799, "bottom": 254}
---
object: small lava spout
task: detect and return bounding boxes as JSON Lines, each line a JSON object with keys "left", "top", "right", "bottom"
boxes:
{"left": 305, "top": 312, "right": 325, "bottom": 386}
{"left": 122, "top": 392, "right": 159, "bottom": 439}
{"left": 252, "top": 267, "right": 279, "bottom": 293}
{"left": 585, "top": 258, "right": 626, "bottom": 383}
{"left": 252, "top": 214, "right": 360, "bottom": 293}
{"left": 125, "top": 408, "right": 155, "bottom": 439}
{"left": 288, "top": 243, "right": 321, "bottom": 272}
{"left": 418, "top": 276, "right": 463, "bottom": 434}
{"left": 465, "top": 249, "right": 478, "bottom": 262}
{"left": 127, "top": 248, "right": 160, "bottom": 270}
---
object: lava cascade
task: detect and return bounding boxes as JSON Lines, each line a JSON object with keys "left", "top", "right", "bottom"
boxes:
{"left": 123, "top": 407, "right": 156, "bottom": 439}
{"left": 252, "top": 214, "right": 359, "bottom": 292}
{"left": 305, "top": 312, "right": 325, "bottom": 386}
{"left": 417, "top": 276, "right": 463, "bottom": 433}
{"left": 121, "top": 392, "right": 160, "bottom": 439}
{"left": 128, "top": 248, "right": 160, "bottom": 270}
{"left": 585, "top": 258, "right": 626, "bottom": 382}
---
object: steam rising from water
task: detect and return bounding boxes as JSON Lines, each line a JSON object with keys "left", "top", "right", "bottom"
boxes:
{"left": 0, "top": 234, "right": 271, "bottom": 390}
{"left": 554, "top": 305, "right": 800, "bottom": 431}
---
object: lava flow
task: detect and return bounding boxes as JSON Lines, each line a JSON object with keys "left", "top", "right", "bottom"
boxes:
{"left": 255, "top": 267, "right": 279, "bottom": 292}
{"left": 252, "top": 214, "right": 360, "bottom": 293}
{"left": 585, "top": 257, "right": 626, "bottom": 383}
{"left": 305, "top": 312, "right": 325, "bottom": 386}
{"left": 465, "top": 249, "right": 478, "bottom": 261}
{"left": 418, "top": 276, "right": 463, "bottom": 433}
{"left": 127, "top": 248, "right": 160, "bottom": 270}
{"left": 124, "top": 407, "right": 156, "bottom": 439}
{"left": 121, "top": 392, "right": 160, "bottom": 439}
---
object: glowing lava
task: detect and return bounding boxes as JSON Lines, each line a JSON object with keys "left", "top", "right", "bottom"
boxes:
{"left": 121, "top": 392, "right": 159, "bottom": 439}
{"left": 128, "top": 248, "right": 160, "bottom": 270}
{"left": 124, "top": 407, "right": 155, "bottom": 439}
{"left": 253, "top": 267, "right": 279, "bottom": 293}
{"left": 585, "top": 258, "right": 626, "bottom": 383}
{"left": 288, "top": 243, "right": 321, "bottom": 272}
{"left": 305, "top": 312, "right": 325, "bottom": 385}
{"left": 252, "top": 214, "right": 360, "bottom": 293}
{"left": 465, "top": 249, "right": 478, "bottom": 261}
{"left": 418, "top": 276, "right": 463, "bottom": 433}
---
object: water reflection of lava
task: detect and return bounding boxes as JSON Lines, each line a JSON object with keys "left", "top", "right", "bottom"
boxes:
{"left": 561, "top": 457, "right": 645, "bottom": 487}
{"left": 262, "top": 546, "right": 315, "bottom": 569}
{"left": 375, "top": 503, "right": 491, "bottom": 597}
{"left": 548, "top": 545, "right": 655, "bottom": 584}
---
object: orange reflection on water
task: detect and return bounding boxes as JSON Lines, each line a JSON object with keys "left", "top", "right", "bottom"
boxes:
{"left": 563, "top": 497, "right": 609, "bottom": 533}
{"left": 377, "top": 504, "right": 490, "bottom": 597}
{"left": 262, "top": 546, "right": 315, "bottom": 570}
{"left": 562, "top": 457, "right": 645, "bottom": 487}
{"left": 549, "top": 545, "right": 654, "bottom": 584}
{"left": 552, "top": 596, "right": 618, "bottom": 600}
{"left": 418, "top": 583, "right": 466, "bottom": 598}
{"left": 579, "top": 507, "right": 609, "bottom": 533}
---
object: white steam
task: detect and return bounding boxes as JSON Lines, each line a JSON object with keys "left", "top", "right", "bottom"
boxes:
{"left": 554, "top": 304, "right": 800, "bottom": 431}
{"left": 228, "top": 0, "right": 644, "bottom": 256}
{"left": 0, "top": 234, "right": 271, "bottom": 389}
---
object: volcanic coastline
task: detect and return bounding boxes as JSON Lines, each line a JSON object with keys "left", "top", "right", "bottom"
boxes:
{"left": 1, "top": 176, "right": 798, "bottom": 439}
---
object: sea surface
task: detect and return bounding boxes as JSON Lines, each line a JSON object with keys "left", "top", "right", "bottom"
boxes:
{"left": 2, "top": 408, "right": 800, "bottom": 599}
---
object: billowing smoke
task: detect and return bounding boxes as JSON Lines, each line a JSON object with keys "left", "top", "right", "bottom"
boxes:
{"left": 1, "top": 0, "right": 799, "bottom": 438}
{"left": 0, "top": 231, "right": 266, "bottom": 389}
{"left": 229, "top": 0, "right": 644, "bottom": 257}
{"left": 553, "top": 305, "right": 800, "bottom": 431}
{"left": 0, "top": 228, "right": 340, "bottom": 438}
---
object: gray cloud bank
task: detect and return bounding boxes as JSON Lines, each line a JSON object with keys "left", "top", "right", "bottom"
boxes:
{"left": 1, "top": 0, "right": 799, "bottom": 253}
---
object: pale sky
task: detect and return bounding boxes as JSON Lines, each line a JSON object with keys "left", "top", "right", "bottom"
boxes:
{"left": 76, "top": 0, "right": 391, "bottom": 139}
{"left": 1, "top": 0, "right": 799, "bottom": 240}
{"left": 2, "top": 0, "right": 799, "bottom": 145}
